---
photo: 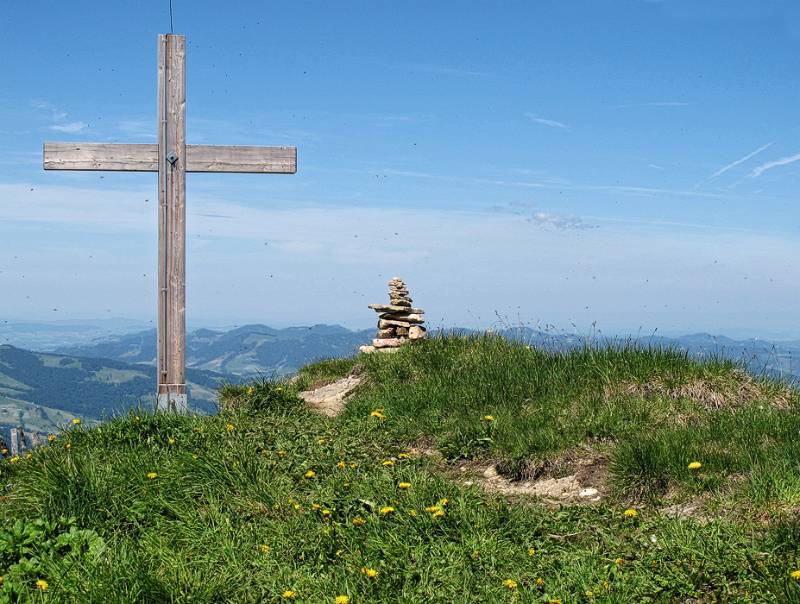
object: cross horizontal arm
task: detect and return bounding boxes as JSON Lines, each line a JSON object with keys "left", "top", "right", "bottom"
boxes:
{"left": 43, "top": 143, "right": 297, "bottom": 173}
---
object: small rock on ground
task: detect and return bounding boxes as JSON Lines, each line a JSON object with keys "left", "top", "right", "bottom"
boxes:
{"left": 298, "top": 373, "right": 362, "bottom": 417}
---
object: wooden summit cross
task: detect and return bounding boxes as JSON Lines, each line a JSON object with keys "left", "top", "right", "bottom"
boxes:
{"left": 43, "top": 34, "right": 297, "bottom": 412}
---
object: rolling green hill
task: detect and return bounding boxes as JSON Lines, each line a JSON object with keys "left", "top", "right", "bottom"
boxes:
{"left": 1, "top": 335, "right": 799, "bottom": 602}
{"left": 0, "top": 345, "right": 233, "bottom": 426}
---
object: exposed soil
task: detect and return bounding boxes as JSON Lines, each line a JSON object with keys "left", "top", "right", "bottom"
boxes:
{"left": 449, "top": 447, "right": 610, "bottom": 506}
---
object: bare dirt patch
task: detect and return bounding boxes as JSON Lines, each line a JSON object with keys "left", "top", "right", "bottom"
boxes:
{"left": 450, "top": 447, "right": 610, "bottom": 506}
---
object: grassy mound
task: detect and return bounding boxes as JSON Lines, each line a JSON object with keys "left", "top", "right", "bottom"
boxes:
{"left": 1, "top": 335, "right": 799, "bottom": 602}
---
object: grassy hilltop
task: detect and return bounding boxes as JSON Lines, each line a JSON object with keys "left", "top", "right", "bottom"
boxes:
{"left": 1, "top": 335, "right": 799, "bottom": 602}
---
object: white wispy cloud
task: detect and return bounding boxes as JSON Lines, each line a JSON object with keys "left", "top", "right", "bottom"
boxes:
{"left": 529, "top": 211, "right": 594, "bottom": 230}
{"left": 749, "top": 152, "right": 800, "bottom": 178}
{"left": 524, "top": 113, "right": 568, "bottom": 129}
{"left": 495, "top": 203, "right": 595, "bottom": 230}
{"left": 49, "top": 122, "right": 88, "bottom": 133}
{"left": 30, "top": 100, "right": 68, "bottom": 121}
{"left": 709, "top": 142, "right": 774, "bottom": 180}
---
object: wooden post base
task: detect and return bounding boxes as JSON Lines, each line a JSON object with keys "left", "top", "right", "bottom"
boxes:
{"left": 157, "top": 392, "right": 188, "bottom": 413}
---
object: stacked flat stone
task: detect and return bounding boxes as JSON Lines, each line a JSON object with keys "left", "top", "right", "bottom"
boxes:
{"left": 359, "top": 277, "right": 426, "bottom": 353}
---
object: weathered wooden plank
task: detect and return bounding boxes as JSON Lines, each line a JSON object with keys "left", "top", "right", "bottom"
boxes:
{"left": 44, "top": 143, "right": 296, "bottom": 173}
{"left": 156, "top": 33, "right": 188, "bottom": 413}
{"left": 9, "top": 428, "right": 19, "bottom": 457}
{"left": 187, "top": 145, "right": 296, "bottom": 173}
{"left": 43, "top": 143, "right": 157, "bottom": 171}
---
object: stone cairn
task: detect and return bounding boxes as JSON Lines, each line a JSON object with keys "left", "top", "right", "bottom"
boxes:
{"left": 359, "top": 277, "right": 427, "bottom": 353}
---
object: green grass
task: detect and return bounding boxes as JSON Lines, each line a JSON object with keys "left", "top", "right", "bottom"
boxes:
{"left": 1, "top": 334, "right": 800, "bottom": 602}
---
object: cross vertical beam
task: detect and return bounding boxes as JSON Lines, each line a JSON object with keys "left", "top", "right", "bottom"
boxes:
{"left": 157, "top": 34, "right": 187, "bottom": 412}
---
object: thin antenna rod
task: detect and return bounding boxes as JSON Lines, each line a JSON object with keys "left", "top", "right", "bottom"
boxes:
{"left": 169, "top": 0, "right": 174, "bottom": 34}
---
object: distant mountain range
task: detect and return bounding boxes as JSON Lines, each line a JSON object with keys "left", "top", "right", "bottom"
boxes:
{"left": 55, "top": 324, "right": 375, "bottom": 377}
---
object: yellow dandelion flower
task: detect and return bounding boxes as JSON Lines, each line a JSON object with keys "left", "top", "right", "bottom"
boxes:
{"left": 688, "top": 461, "right": 702, "bottom": 470}
{"left": 623, "top": 508, "right": 638, "bottom": 518}
{"left": 72, "top": 418, "right": 81, "bottom": 425}
{"left": 311, "top": 503, "right": 321, "bottom": 510}
{"left": 349, "top": 462, "right": 358, "bottom": 468}
{"left": 424, "top": 505, "right": 442, "bottom": 514}
{"left": 282, "top": 590, "right": 297, "bottom": 599}
{"left": 65, "top": 443, "right": 71, "bottom": 450}
{"left": 352, "top": 516, "right": 366, "bottom": 526}
{"left": 335, "top": 596, "right": 350, "bottom": 604}
{"left": 225, "top": 423, "right": 235, "bottom": 432}
{"left": 247, "top": 386, "right": 255, "bottom": 395}
{"left": 382, "top": 460, "right": 394, "bottom": 467}
{"left": 168, "top": 437, "right": 176, "bottom": 445}
{"left": 318, "top": 437, "right": 328, "bottom": 445}
{"left": 528, "top": 547, "right": 536, "bottom": 556}
{"left": 398, "top": 452, "right": 410, "bottom": 459}
{"left": 361, "top": 567, "right": 378, "bottom": 578}
{"left": 379, "top": 506, "right": 395, "bottom": 515}
{"left": 792, "top": 569, "right": 800, "bottom": 580}
{"left": 47, "top": 434, "right": 56, "bottom": 443}
{"left": 431, "top": 509, "right": 445, "bottom": 518}
{"left": 535, "top": 577, "right": 544, "bottom": 586}
{"left": 408, "top": 510, "right": 418, "bottom": 517}
{"left": 438, "top": 498, "right": 449, "bottom": 506}
{"left": 615, "top": 557, "right": 625, "bottom": 565}
{"left": 370, "top": 409, "right": 385, "bottom": 420}
{"left": 260, "top": 544, "right": 270, "bottom": 554}
{"left": 483, "top": 415, "right": 495, "bottom": 422}
{"left": 398, "top": 482, "right": 411, "bottom": 490}
{"left": 502, "top": 579, "right": 518, "bottom": 589}
{"left": 336, "top": 460, "right": 347, "bottom": 469}
{"left": 36, "top": 579, "right": 48, "bottom": 590}
{"left": 9, "top": 456, "right": 20, "bottom": 464}
{"left": 321, "top": 509, "right": 332, "bottom": 518}
{"left": 147, "top": 472, "right": 158, "bottom": 479}
{"left": 304, "top": 469, "right": 316, "bottom": 479}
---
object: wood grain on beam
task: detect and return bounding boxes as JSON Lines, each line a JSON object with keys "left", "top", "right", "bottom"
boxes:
{"left": 187, "top": 145, "right": 296, "bottom": 173}
{"left": 44, "top": 143, "right": 296, "bottom": 174}
{"left": 43, "top": 143, "right": 157, "bottom": 171}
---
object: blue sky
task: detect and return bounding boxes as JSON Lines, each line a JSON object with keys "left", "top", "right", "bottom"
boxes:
{"left": 1, "top": 0, "right": 799, "bottom": 338}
